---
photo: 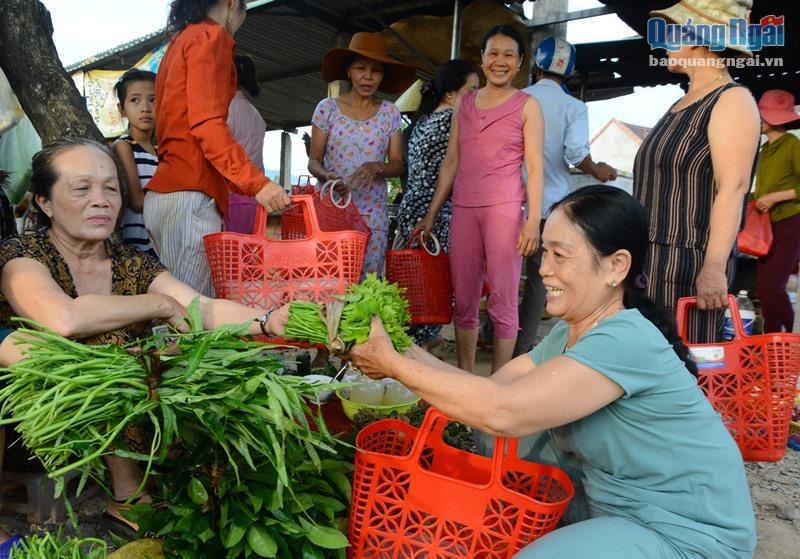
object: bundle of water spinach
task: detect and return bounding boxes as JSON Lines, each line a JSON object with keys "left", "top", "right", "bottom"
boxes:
{"left": 284, "top": 273, "right": 412, "bottom": 353}
{"left": 0, "top": 300, "right": 352, "bottom": 558}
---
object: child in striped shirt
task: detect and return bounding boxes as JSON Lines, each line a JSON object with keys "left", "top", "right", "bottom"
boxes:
{"left": 112, "top": 68, "right": 158, "bottom": 256}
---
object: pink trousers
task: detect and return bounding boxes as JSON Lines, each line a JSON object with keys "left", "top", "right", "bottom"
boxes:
{"left": 450, "top": 202, "right": 524, "bottom": 339}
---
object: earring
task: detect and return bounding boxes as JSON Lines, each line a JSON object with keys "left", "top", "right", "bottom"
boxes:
{"left": 609, "top": 280, "right": 618, "bottom": 287}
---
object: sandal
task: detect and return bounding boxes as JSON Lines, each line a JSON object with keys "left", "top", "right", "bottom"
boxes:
{"left": 104, "top": 500, "right": 140, "bottom": 535}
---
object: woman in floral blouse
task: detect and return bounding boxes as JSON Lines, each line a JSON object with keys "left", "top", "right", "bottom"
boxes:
{"left": 308, "top": 32, "right": 416, "bottom": 276}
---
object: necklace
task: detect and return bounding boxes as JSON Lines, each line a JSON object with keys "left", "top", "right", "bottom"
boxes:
{"left": 687, "top": 73, "right": 726, "bottom": 95}
{"left": 563, "top": 307, "right": 623, "bottom": 353}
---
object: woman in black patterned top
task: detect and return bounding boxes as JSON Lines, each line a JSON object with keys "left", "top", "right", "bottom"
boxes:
{"left": 633, "top": 1, "right": 760, "bottom": 344}
{"left": 0, "top": 139, "right": 290, "bottom": 523}
{"left": 396, "top": 60, "right": 478, "bottom": 348}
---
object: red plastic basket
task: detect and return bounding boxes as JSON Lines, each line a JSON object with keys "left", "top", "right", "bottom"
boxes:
{"left": 348, "top": 408, "right": 574, "bottom": 558}
{"left": 385, "top": 231, "right": 452, "bottom": 325}
{"left": 282, "top": 180, "right": 371, "bottom": 244}
{"left": 204, "top": 195, "right": 368, "bottom": 310}
{"left": 307, "top": 399, "right": 353, "bottom": 435}
{"left": 677, "top": 295, "right": 800, "bottom": 462}
{"left": 291, "top": 175, "right": 315, "bottom": 195}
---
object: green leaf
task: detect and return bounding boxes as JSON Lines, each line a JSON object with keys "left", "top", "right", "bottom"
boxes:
{"left": 326, "top": 471, "right": 352, "bottom": 500}
{"left": 188, "top": 477, "right": 209, "bottom": 505}
{"left": 299, "top": 518, "right": 349, "bottom": 549}
{"left": 247, "top": 525, "right": 278, "bottom": 558}
{"left": 248, "top": 493, "right": 264, "bottom": 514}
{"left": 187, "top": 296, "right": 204, "bottom": 332}
{"left": 224, "top": 523, "right": 247, "bottom": 549}
{"left": 301, "top": 541, "right": 325, "bottom": 559}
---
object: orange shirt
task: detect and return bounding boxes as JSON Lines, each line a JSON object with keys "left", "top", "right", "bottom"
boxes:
{"left": 148, "top": 19, "right": 268, "bottom": 215}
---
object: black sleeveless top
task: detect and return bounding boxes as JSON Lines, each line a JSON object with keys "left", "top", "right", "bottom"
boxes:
{"left": 633, "top": 83, "right": 754, "bottom": 251}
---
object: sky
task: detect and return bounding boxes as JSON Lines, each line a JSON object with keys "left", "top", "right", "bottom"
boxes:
{"left": 42, "top": 0, "right": 683, "bottom": 175}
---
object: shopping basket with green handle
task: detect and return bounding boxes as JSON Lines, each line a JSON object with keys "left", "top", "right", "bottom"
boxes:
{"left": 677, "top": 295, "right": 800, "bottom": 461}
{"left": 349, "top": 408, "right": 574, "bottom": 558}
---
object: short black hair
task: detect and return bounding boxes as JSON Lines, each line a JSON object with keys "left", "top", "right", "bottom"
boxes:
{"left": 113, "top": 68, "right": 156, "bottom": 104}
{"left": 234, "top": 55, "right": 260, "bottom": 98}
{"left": 481, "top": 24, "right": 526, "bottom": 59}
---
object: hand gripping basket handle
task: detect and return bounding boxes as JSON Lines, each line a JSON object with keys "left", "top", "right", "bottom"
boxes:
{"left": 408, "top": 230, "right": 442, "bottom": 257}
{"left": 676, "top": 294, "right": 744, "bottom": 342}
{"left": 412, "top": 407, "right": 518, "bottom": 486}
{"left": 252, "top": 194, "right": 320, "bottom": 239}
{"left": 320, "top": 178, "right": 352, "bottom": 209}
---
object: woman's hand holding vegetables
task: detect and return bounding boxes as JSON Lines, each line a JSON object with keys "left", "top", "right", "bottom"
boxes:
{"left": 518, "top": 218, "right": 540, "bottom": 257}
{"left": 266, "top": 304, "right": 290, "bottom": 336}
{"left": 349, "top": 317, "right": 400, "bottom": 380}
{"left": 155, "top": 294, "right": 191, "bottom": 332}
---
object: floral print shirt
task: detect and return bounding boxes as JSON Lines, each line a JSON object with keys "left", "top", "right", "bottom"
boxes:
{"left": 0, "top": 232, "right": 167, "bottom": 346}
{"left": 312, "top": 97, "right": 402, "bottom": 232}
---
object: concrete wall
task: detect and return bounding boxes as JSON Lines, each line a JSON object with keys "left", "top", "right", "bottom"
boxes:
{"left": 589, "top": 122, "right": 642, "bottom": 174}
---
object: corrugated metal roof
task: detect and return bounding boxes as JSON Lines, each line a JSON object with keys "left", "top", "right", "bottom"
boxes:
{"left": 65, "top": 28, "right": 165, "bottom": 73}
{"left": 66, "top": 0, "right": 478, "bottom": 130}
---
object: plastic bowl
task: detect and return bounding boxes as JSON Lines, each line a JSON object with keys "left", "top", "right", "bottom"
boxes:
{"left": 303, "top": 374, "right": 335, "bottom": 403}
{"left": 336, "top": 388, "right": 420, "bottom": 420}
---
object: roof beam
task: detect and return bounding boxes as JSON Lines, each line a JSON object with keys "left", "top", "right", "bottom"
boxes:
{"left": 287, "top": 0, "right": 363, "bottom": 33}
{"left": 258, "top": 63, "right": 321, "bottom": 83}
{"left": 526, "top": 6, "right": 614, "bottom": 28}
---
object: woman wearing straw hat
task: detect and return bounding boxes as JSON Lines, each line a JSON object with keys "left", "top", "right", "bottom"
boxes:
{"left": 753, "top": 89, "right": 800, "bottom": 333}
{"left": 633, "top": 0, "right": 761, "bottom": 344}
{"left": 308, "top": 32, "right": 416, "bottom": 278}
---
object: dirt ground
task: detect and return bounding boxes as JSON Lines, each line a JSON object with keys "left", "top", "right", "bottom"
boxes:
{"left": 0, "top": 317, "right": 797, "bottom": 557}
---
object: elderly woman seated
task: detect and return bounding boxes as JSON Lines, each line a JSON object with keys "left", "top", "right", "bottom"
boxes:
{"left": 350, "top": 186, "right": 757, "bottom": 559}
{"left": 0, "top": 138, "right": 288, "bottom": 527}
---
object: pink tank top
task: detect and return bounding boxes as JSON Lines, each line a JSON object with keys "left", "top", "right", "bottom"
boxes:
{"left": 452, "top": 89, "right": 529, "bottom": 207}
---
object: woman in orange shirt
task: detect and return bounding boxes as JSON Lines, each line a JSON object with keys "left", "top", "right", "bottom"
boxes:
{"left": 145, "top": 0, "right": 289, "bottom": 297}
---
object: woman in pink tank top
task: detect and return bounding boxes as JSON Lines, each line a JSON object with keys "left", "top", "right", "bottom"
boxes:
{"left": 417, "top": 25, "right": 544, "bottom": 373}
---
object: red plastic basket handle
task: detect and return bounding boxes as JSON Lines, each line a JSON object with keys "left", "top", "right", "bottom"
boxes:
{"left": 320, "top": 179, "right": 352, "bottom": 209}
{"left": 252, "top": 194, "right": 320, "bottom": 239}
{"left": 676, "top": 294, "right": 744, "bottom": 342}
{"left": 412, "top": 408, "right": 517, "bottom": 486}
{"left": 407, "top": 230, "right": 442, "bottom": 256}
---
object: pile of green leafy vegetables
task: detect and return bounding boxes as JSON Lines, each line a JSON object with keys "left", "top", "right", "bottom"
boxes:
{"left": 0, "top": 300, "right": 352, "bottom": 558}
{"left": 284, "top": 273, "right": 412, "bottom": 353}
{"left": 8, "top": 530, "right": 107, "bottom": 559}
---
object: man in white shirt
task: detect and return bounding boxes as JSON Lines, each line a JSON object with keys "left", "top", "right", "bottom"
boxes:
{"left": 514, "top": 37, "right": 617, "bottom": 356}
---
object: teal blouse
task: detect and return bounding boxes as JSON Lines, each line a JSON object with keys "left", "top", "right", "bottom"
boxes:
{"left": 529, "top": 309, "right": 756, "bottom": 558}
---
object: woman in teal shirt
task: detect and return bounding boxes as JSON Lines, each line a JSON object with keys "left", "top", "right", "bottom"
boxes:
{"left": 350, "top": 186, "right": 756, "bottom": 558}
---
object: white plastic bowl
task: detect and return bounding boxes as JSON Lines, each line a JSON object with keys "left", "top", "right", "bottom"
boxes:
{"left": 304, "top": 374, "right": 335, "bottom": 403}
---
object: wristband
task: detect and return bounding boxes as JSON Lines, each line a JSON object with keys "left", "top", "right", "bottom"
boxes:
{"left": 257, "top": 310, "right": 273, "bottom": 336}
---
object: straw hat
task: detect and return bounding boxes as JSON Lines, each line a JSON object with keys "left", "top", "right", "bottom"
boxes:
{"left": 650, "top": 0, "right": 753, "bottom": 56}
{"left": 757, "top": 90, "right": 800, "bottom": 127}
{"left": 394, "top": 79, "right": 423, "bottom": 113}
{"left": 321, "top": 32, "right": 418, "bottom": 94}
